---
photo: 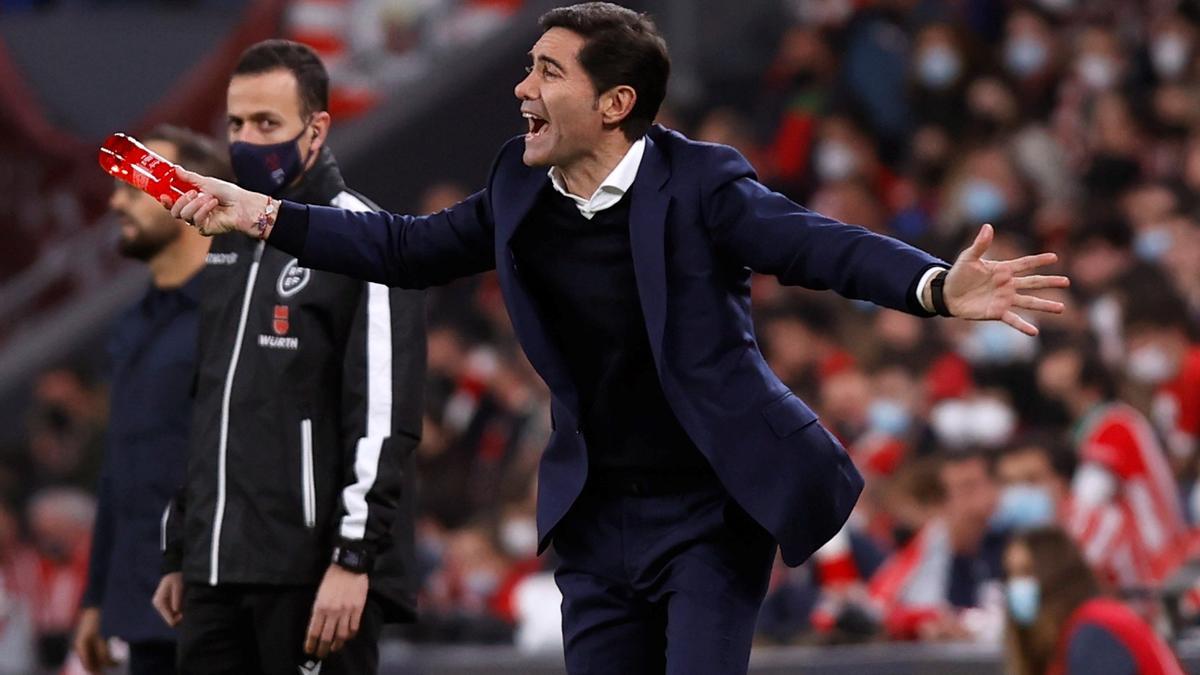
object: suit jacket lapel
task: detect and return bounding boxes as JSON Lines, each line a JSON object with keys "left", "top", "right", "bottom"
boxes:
{"left": 628, "top": 133, "right": 671, "bottom": 371}
{"left": 493, "top": 162, "right": 582, "bottom": 416}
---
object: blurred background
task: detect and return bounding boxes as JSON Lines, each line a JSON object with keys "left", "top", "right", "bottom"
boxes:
{"left": 6, "top": 0, "right": 1200, "bottom": 672}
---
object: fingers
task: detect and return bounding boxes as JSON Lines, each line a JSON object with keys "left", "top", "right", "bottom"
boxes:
{"left": 330, "top": 613, "right": 349, "bottom": 654}
{"left": 1002, "top": 310, "right": 1039, "bottom": 336}
{"left": 1014, "top": 274, "right": 1070, "bottom": 291}
{"left": 961, "top": 223, "right": 994, "bottom": 261}
{"left": 95, "top": 638, "right": 116, "bottom": 668}
{"left": 175, "top": 165, "right": 203, "bottom": 186}
{"left": 152, "top": 585, "right": 172, "bottom": 626}
{"left": 74, "top": 634, "right": 98, "bottom": 673}
{"left": 1008, "top": 252, "right": 1058, "bottom": 274}
{"left": 169, "top": 191, "right": 192, "bottom": 219}
{"left": 152, "top": 576, "right": 183, "bottom": 627}
{"left": 331, "top": 604, "right": 362, "bottom": 653}
{"left": 177, "top": 192, "right": 214, "bottom": 224}
{"left": 169, "top": 577, "right": 183, "bottom": 620}
{"left": 1013, "top": 294, "right": 1065, "bottom": 314}
{"left": 317, "top": 612, "right": 338, "bottom": 659}
{"left": 349, "top": 603, "right": 362, "bottom": 636}
{"left": 304, "top": 610, "right": 324, "bottom": 656}
{"left": 192, "top": 199, "right": 220, "bottom": 232}
{"left": 307, "top": 610, "right": 357, "bottom": 657}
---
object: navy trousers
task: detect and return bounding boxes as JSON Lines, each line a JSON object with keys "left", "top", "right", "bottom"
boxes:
{"left": 552, "top": 474, "right": 777, "bottom": 675}
{"left": 128, "top": 640, "right": 176, "bottom": 675}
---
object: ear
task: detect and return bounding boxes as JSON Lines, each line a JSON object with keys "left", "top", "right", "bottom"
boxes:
{"left": 599, "top": 85, "right": 637, "bottom": 129}
{"left": 307, "top": 111, "right": 332, "bottom": 155}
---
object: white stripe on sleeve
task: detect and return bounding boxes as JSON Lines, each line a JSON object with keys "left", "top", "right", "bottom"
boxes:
{"left": 331, "top": 191, "right": 393, "bottom": 541}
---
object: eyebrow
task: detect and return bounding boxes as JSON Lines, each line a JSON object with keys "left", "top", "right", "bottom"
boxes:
{"left": 529, "top": 52, "right": 566, "bottom": 73}
{"left": 227, "top": 111, "right": 283, "bottom": 123}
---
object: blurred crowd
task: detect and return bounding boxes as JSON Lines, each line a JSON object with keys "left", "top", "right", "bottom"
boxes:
{"left": 9, "top": 0, "right": 1200, "bottom": 670}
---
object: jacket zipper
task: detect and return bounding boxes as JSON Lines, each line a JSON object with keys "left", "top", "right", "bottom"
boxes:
{"left": 301, "top": 418, "right": 316, "bottom": 528}
{"left": 209, "top": 241, "right": 264, "bottom": 585}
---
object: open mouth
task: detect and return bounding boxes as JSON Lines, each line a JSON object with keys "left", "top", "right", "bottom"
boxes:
{"left": 523, "top": 112, "right": 549, "bottom": 139}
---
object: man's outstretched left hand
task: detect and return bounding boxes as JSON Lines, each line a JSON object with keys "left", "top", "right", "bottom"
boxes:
{"left": 942, "top": 223, "right": 1069, "bottom": 336}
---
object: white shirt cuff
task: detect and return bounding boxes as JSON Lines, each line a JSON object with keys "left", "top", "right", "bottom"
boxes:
{"left": 916, "top": 266, "right": 950, "bottom": 314}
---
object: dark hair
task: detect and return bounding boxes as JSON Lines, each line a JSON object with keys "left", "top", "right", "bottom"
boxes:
{"left": 539, "top": 2, "right": 670, "bottom": 140}
{"left": 232, "top": 39, "right": 329, "bottom": 118}
{"left": 995, "top": 432, "right": 1075, "bottom": 482}
{"left": 1005, "top": 527, "right": 1100, "bottom": 675}
{"left": 1039, "top": 341, "right": 1116, "bottom": 401}
{"left": 144, "top": 124, "right": 233, "bottom": 182}
{"left": 1121, "top": 269, "right": 1191, "bottom": 333}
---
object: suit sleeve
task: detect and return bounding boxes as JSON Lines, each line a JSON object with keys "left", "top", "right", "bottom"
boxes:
{"left": 81, "top": 463, "right": 115, "bottom": 607}
{"left": 702, "top": 144, "right": 946, "bottom": 316}
{"left": 335, "top": 279, "right": 426, "bottom": 559}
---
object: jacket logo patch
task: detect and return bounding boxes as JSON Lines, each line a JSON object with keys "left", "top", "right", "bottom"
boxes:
{"left": 205, "top": 251, "right": 238, "bottom": 266}
{"left": 273, "top": 305, "right": 290, "bottom": 336}
{"left": 258, "top": 334, "right": 299, "bottom": 350}
{"left": 278, "top": 259, "right": 311, "bottom": 298}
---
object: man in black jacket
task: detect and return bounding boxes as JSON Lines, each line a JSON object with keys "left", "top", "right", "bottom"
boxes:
{"left": 74, "top": 125, "right": 230, "bottom": 675}
{"left": 152, "top": 40, "right": 425, "bottom": 674}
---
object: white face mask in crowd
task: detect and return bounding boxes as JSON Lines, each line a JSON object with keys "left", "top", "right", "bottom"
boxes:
{"left": 1133, "top": 226, "right": 1174, "bottom": 262}
{"left": 1005, "top": 36, "right": 1049, "bottom": 78}
{"left": 815, "top": 140, "right": 859, "bottom": 182}
{"left": 1152, "top": 34, "right": 1192, "bottom": 80}
{"left": 1037, "top": 0, "right": 1073, "bottom": 14}
{"left": 1126, "top": 344, "right": 1176, "bottom": 384}
{"left": 1076, "top": 53, "right": 1119, "bottom": 90}
{"left": 930, "top": 397, "right": 1017, "bottom": 449}
{"left": 867, "top": 398, "right": 912, "bottom": 436}
{"left": 917, "top": 45, "right": 963, "bottom": 89}
{"left": 1006, "top": 576, "right": 1040, "bottom": 625}
{"left": 957, "top": 178, "right": 1010, "bottom": 224}
{"left": 500, "top": 516, "right": 539, "bottom": 558}
{"left": 990, "top": 483, "right": 1056, "bottom": 531}
{"left": 961, "top": 320, "right": 1039, "bottom": 366}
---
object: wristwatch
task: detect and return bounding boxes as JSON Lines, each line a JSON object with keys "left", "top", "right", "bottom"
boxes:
{"left": 930, "top": 269, "right": 953, "bottom": 317}
{"left": 331, "top": 543, "right": 374, "bottom": 574}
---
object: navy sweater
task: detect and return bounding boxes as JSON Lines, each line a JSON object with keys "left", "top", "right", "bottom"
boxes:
{"left": 511, "top": 186, "right": 709, "bottom": 475}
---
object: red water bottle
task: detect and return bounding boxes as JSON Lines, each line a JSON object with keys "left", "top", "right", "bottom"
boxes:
{"left": 98, "top": 133, "right": 197, "bottom": 206}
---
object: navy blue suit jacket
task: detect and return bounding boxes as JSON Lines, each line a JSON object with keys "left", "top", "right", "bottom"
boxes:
{"left": 269, "top": 125, "right": 944, "bottom": 566}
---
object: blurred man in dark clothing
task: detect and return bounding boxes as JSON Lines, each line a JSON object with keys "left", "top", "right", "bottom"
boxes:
{"left": 73, "top": 125, "right": 231, "bottom": 675}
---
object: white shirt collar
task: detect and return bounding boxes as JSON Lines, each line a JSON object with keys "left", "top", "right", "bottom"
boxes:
{"left": 547, "top": 137, "right": 646, "bottom": 220}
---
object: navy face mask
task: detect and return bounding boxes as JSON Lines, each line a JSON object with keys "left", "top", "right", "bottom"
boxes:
{"left": 230, "top": 123, "right": 313, "bottom": 196}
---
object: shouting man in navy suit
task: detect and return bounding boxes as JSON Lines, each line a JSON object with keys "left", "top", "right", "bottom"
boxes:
{"left": 167, "top": 3, "right": 1068, "bottom": 672}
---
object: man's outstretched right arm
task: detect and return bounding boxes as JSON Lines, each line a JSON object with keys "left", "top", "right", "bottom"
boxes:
{"left": 268, "top": 192, "right": 496, "bottom": 288}
{"left": 168, "top": 166, "right": 497, "bottom": 288}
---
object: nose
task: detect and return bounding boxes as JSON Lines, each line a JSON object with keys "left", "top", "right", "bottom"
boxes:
{"left": 514, "top": 70, "right": 536, "bottom": 101}
{"left": 230, "top": 126, "right": 254, "bottom": 144}
{"left": 108, "top": 186, "right": 124, "bottom": 211}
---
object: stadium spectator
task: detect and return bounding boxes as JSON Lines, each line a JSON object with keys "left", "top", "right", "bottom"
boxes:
{"left": 24, "top": 369, "right": 105, "bottom": 497}
{"left": 1038, "top": 343, "right": 1190, "bottom": 588}
{"left": 1003, "top": 526, "right": 1184, "bottom": 675}
{"left": 28, "top": 487, "right": 94, "bottom": 671}
{"left": 869, "top": 450, "right": 1005, "bottom": 642}
{"left": 991, "top": 435, "right": 1074, "bottom": 532}
{"left": 1122, "top": 290, "right": 1200, "bottom": 498}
